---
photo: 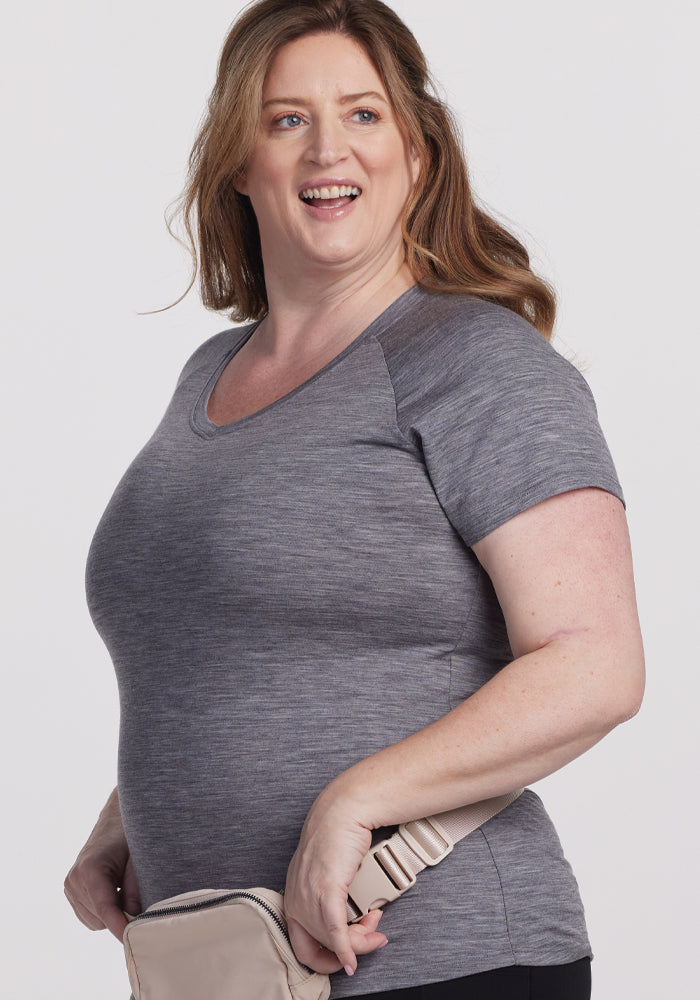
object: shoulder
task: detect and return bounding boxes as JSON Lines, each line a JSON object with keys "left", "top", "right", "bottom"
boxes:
{"left": 376, "top": 286, "right": 590, "bottom": 415}
{"left": 375, "top": 288, "right": 622, "bottom": 546}
{"left": 174, "top": 323, "right": 255, "bottom": 389}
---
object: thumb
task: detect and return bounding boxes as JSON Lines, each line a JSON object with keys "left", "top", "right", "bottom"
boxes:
{"left": 321, "top": 902, "right": 357, "bottom": 976}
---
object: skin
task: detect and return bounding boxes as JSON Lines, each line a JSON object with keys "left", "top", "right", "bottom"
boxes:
{"left": 65, "top": 31, "right": 645, "bottom": 982}
{"left": 64, "top": 787, "right": 140, "bottom": 941}
{"left": 209, "top": 31, "right": 420, "bottom": 425}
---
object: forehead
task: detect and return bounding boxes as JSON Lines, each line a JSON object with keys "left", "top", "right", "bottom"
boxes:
{"left": 263, "top": 33, "right": 387, "bottom": 101}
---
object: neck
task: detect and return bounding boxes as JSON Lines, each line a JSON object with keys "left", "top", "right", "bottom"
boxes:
{"left": 254, "top": 246, "right": 416, "bottom": 362}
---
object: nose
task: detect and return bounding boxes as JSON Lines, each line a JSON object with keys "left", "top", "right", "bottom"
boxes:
{"left": 305, "top": 116, "right": 349, "bottom": 167}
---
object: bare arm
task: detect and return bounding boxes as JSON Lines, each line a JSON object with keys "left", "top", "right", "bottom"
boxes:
{"left": 284, "top": 487, "right": 645, "bottom": 973}
{"left": 64, "top": 786, "right": 141, "bottom": 941}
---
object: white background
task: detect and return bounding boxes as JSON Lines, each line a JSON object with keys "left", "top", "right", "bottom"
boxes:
{"left": 2, "top": 1, "right": 698, "bottom": 997}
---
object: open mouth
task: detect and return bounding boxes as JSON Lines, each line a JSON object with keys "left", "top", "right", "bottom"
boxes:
{"left": 299, "top": 185, "right": 361, "bottom": 208}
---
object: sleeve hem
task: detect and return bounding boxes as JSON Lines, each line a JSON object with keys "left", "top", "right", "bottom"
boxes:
{"left": 462, "top": 477, "right": 626, "bottom": 549}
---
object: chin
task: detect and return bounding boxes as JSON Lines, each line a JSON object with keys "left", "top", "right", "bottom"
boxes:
{"left": 306, "top": 243, "right": 362, "bottom": 267}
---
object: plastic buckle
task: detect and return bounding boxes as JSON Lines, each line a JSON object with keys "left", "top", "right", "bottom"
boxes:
{"left": 346, "top": 838, "right": 416, "bottom": 921}
{"left": 397, "top": 816, "right": 454, "bottom": 866}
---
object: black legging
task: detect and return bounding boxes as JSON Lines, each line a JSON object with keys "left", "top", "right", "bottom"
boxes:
{"left": 349, "top": 957, "right": 591, "bottom": 999}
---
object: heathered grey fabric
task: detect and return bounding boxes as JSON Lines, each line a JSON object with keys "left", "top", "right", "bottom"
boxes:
{"left": 85, "top": 285, "right": 623, "bottom": 997}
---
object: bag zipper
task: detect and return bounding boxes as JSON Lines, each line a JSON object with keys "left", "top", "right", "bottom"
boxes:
{"left": 130, "top": 890, "right": 290, "bottom": 943}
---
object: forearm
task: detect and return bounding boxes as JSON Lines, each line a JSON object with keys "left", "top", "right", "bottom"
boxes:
{"left": 322, "top": 634, "right": 643, "bottom": 830}
{"left": 285, "top": 491, "right": 644, "bottom": 974}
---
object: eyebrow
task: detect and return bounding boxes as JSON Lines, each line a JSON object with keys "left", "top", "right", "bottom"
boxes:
{"left": 262, "top": 91, "right": 388, "bottom": 109}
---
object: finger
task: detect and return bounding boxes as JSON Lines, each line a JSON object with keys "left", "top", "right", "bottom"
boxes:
{"left": 287, "top": 916, "right": 344, "bottom": 974}
{"left": 348, "top": 908, "right": 386, "bottom": 949}
{"left": 348, "top": 924, "right": 389, "bottom": 955}
{"left": 320, "top": 907, "right": 357, "bottom": 976}
{"left": 64, "top": 874, "right": 101, "bottom": 926}
{"left": 348, "top": 910, "right": 388, "bottom": 955}
{"left": 66, "top": 892, "right": 106, "bottom": 932}
{"left": 287, "top": 910, "right": 388, "bottom": 974}
{"left": 81, "top": 877, "right": 129, "bottom": 940}
{"left": 356, "top": 909, "right": 383, "bottom": 932}
{"left": 101, "top": 905, "right": 129, "bottom": 941}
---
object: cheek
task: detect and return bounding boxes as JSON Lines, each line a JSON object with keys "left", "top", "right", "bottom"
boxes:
{"left": 364, "top": 140, "right": 411, "bottom": 192}
{"left": 384, "top": 136, "right": 418, "bottom": 189}
{"left": 244, "top": 144, "right": 290, "bottom": 193}
{"left": 247, "top": 171, "right": 291, "bottom": 219}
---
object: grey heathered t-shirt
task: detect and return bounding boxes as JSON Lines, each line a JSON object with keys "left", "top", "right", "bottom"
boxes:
{"left": 85, "top": 285, "right": 623, "bottom": 996}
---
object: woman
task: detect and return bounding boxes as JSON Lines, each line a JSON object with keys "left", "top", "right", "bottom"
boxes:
{"left": 64, "top": 1, "right": 645, "bottom": 997}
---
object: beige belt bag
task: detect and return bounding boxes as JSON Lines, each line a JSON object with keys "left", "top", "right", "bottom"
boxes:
{"left": 123, "top": 790, "right": 522, "bottom": 1000}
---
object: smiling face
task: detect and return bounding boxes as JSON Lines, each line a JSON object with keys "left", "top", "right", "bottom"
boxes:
{"left": 234, "top": 32, "right": 420, "bottom": 279}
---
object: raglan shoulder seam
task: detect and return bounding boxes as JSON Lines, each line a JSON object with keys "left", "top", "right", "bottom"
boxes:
{"left": 370, "top": 335, "right": 418, "bottom": 449}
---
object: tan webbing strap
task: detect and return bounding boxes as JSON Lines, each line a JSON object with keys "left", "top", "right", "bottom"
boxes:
{"left": 346, "top": 789, "right": 523, "bottom": 922}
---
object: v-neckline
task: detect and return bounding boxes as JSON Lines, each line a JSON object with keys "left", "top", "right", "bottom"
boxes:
{"left": 189, "top": 284, "right": 422, "bottom": 438}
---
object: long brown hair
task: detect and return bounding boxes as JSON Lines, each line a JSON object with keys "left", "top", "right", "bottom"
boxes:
{"left": 170, "top": 0, "right": 557, "bottom": 338}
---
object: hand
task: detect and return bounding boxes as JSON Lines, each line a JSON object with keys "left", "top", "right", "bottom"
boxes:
{"left": 284, "top": 789, "right": 388, "bottom": 976}
{"left": 64, "top": 787, "right": 141, "bottom": 941}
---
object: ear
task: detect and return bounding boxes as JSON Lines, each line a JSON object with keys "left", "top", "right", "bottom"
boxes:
{"left": 232, "top": 171, "right": 248, "bottom": 196}
{"left": 409, "top": 143, "right": 421, "bottom": 186}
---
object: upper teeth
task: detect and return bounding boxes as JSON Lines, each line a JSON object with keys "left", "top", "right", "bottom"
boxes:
{"left": 300, "top": 185, "right": 361, "bottom": 200}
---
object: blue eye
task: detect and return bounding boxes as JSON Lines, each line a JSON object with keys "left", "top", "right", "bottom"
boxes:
{"left": 353, "top": 109, "right": 378, "bottom": 124}
{"left": 275, "top": 113, "right": 303, "bottom": 129}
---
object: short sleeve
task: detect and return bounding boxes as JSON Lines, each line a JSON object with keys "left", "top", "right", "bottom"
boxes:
{"left": 390, "top": 298, "right": 624, "bottom": 548}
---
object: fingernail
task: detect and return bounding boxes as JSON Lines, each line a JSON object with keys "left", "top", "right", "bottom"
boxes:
{"left": 344, "top": 965, "right": 355, "bottom": 976}
{"left": 379, "top": 938, "right": 389, "bottom": 948}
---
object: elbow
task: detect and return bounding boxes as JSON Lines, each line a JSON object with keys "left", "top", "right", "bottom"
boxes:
{"left": 600, "top": 644, "right": 646, "bottom": 728}
{"left": 612, "top": 680, "right": 644, "bottom": 725}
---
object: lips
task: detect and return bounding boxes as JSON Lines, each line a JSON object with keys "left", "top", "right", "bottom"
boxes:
{"left": 297, "top": 178, "right": 363, "bottom": 212}
{"left": 296, "top": 178, "right": 363, "bottom": 220}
